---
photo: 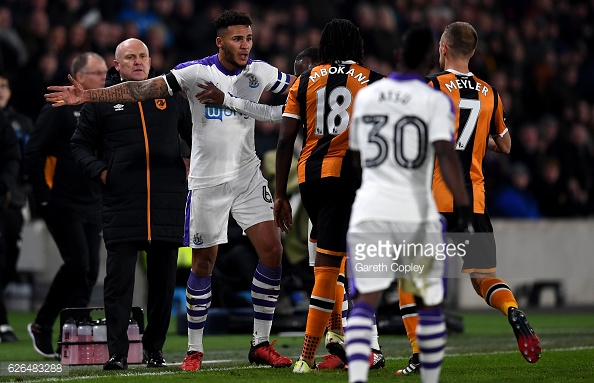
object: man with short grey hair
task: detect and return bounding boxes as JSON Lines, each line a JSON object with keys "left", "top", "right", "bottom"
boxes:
{"left": 25, "top": 52, "right": 107, "bottom": 359}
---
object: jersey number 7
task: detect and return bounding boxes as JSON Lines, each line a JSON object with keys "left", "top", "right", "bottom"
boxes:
{"left": 456, "top": 98, "right": 481, "bottom": 151}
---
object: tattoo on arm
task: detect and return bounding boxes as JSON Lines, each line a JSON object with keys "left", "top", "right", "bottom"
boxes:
{"left": 87, "top": 77, "right": 169, "bottom": 103}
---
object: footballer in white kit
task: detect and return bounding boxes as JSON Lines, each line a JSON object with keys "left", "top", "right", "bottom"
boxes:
{"left": 164, "top": 55, "right": 292, "bottom": 247}
{"left": 347, "top": 71, "right": 455, "bottom": 306}
{"left": 42, "top": 9, "right": 298, "bottom": 370}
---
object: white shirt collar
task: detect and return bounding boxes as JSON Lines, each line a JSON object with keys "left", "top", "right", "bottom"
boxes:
{"left": 446, "top": 68, "right": 473, "bottom": 76}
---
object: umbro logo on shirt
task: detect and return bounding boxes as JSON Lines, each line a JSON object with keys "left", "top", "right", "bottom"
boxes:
{"left": 114, "top": 104, "right": 124, "bottom": 111}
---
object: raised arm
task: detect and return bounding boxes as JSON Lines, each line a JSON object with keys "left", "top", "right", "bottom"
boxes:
{"left": 45, "top": 74, "right": 170, "bottom": 106}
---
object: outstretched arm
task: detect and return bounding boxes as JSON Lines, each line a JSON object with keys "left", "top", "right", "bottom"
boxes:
{"left": 45, "top": 74, "right": 170, "bottom": 106}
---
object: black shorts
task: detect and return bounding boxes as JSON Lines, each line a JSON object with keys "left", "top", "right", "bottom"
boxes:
{"left": 299, "top": 177, "right": 359, "bottom": 256}
{"left": 441, "top": 211, "right": 497, "bottom": 273}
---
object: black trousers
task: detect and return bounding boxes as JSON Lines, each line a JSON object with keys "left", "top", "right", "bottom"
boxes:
{"left": 0, "top": 205, "right": 24, "bottom": 325}
{"left": 0, "top": 207, "right": 8, "bottom": 325}
{"left": 104, "top": 240, "right": 178, "bottom": 356}
{"left": 2, "top": 205, "right": 24, "bottom": 287}
{"left": 35, "top": 204, "right": 102, "bottom": 327}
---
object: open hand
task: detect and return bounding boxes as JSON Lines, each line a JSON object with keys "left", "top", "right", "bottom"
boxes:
{"left": 44, "top": 74, "right": 85, "bottom": 106}
{"left": 274, "top": 197, "right": 293, "bottom": 233}
{"left": 195, "top": 82, "right": 225, "bottom": 105}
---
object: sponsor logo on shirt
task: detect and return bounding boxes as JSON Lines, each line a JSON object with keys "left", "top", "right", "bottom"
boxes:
{"left": 204, "top": 105, "right": 250, "bottom": 121}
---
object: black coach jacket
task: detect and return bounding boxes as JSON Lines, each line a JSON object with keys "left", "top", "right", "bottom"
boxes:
{"left": 0, "top": 112, "right": 20, "bottom": 209}
{"left": 71, "top": 67, "right": 192, "bottom": 246}
{"left": 26, "top": 103, "right": 101, "bottom": 212}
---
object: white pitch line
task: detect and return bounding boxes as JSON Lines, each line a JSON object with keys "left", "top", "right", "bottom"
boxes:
{"left": 13, "top": 346, "right": 594, "bottom": 383}
{"left": 385, "top": 345, "right": 594, "bottom": 360}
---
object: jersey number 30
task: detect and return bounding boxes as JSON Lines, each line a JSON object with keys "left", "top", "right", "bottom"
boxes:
{"left": 363, "top": 115, "right": 428, "bottom": 169}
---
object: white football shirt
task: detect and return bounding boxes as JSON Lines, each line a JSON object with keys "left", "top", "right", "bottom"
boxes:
{"left": 165, "top": 54, "right": 291, "bottom": 189}
{"left": 349, "top": 72, "right": 455, "bottom": 224}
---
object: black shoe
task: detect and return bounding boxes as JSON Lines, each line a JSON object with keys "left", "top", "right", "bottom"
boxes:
{"left": 27, "top": 323, "right": 58, "bottom": 358}
{"left": 370, "top": 348, "right": 386, "bottom": 369}
{"left": 103, "top": 354, "right": 128, "bottom": 370}
{"left": 508, "top": 307, "right": 542, "bottom": 363}
{"left": 396, "top": 353, "right": 420, "bottom": 375}
{"left": 0, "top": 325, "right": 19, "bottom": 343}
{"left": 144, "top": 350, "right": 167, "bottom": 368}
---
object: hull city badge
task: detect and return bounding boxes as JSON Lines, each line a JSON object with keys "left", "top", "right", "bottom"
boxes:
{"left": 155, "top": 99, "right": 167, "bottom": 110}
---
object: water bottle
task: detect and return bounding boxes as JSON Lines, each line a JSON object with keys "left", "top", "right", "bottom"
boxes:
{"left": 92, "top": 319, "right": 108, "bottom": 364}
{"left": 127, "top": 319, "right": 142, "bottom": 364}
{"left": 61, "top": 319, "right": 78, "bottom": 365}
{"left": 77, "top": 320, "right": 93, "bottom": 365}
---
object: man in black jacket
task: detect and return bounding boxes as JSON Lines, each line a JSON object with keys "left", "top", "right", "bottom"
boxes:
{"left": 0, "top": 112, "right": 21, "bottom": 344}
{"left": 71, "top": 38, "right": 192, "bottom": 370}
{"left": 25, "top": 52, "right": 107, "bottom": 358}
{"left": 0, "top": 71, "right": 34, "bottom": 343}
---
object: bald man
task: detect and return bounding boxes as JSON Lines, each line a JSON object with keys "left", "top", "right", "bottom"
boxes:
{"left": 71, "top": 39, "right": 192, "bottom": 370}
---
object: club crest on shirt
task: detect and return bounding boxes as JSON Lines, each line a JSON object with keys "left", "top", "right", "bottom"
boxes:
{"left": 247, "top": 74, "right": 259, "bottom": 88}
{"left": 155, "top": 99, "right": 167, "bottom": 110}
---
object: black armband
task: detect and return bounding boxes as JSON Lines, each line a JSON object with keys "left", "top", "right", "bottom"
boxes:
{"left": 165, "top": 72, "right": 182, "bottom": 94}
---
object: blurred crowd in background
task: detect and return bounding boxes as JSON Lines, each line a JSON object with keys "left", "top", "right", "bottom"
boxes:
{"left": 1, "top": 0, "right": 593, "bottom": 218}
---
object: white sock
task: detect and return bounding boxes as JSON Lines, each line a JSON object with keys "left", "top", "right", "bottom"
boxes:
{"left": 417, "top": 308, "right": 446, "bottom": 383}
{"left": 370, "top": 322, "right": 381, "bottom": 350}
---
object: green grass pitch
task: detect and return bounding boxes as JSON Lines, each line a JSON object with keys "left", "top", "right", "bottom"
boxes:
{"left": 0, "top": 310, "right": 593, "bottom": 382}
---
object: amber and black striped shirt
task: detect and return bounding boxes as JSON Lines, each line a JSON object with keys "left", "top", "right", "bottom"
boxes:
{"left": 427, "top": 70, "right": 508, "bottom": 214}
{"left": 283, "top": 62, "right": 384, "bottom": 184}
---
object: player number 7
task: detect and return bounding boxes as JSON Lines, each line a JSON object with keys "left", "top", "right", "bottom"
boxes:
{"left": 456, "top": 98, "right": 481, "bottom": 150}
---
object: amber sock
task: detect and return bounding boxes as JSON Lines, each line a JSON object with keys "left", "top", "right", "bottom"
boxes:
{"left": 479, "top": 278, "right": 518, "bottom": 315}
{"left": 302, "top": 265, "right": 340, "bottom": 362}
{"left": 327, "top": 258, "right": 346, "bottom": 333}
{"left": 399, "top": 284, "right": 419, "bottom": 354}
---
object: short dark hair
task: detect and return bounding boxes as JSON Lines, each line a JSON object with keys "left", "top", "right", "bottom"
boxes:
{"left": 318, "top": 19, "right": 364, "bottom": 65}
{"left": 295, "top": 46, "right": 319, "bottom": 65}
{"left": 401, "top": 25, "right": 435, "bottom": 69}
{"left": 70, "top": 52, "right": 104, "bottom": 75}
{"left": 214, "top": 9, "right": 252, "bottom": 35}
{"left": 442, "top": 21, "right": 478, "bottom": 57}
